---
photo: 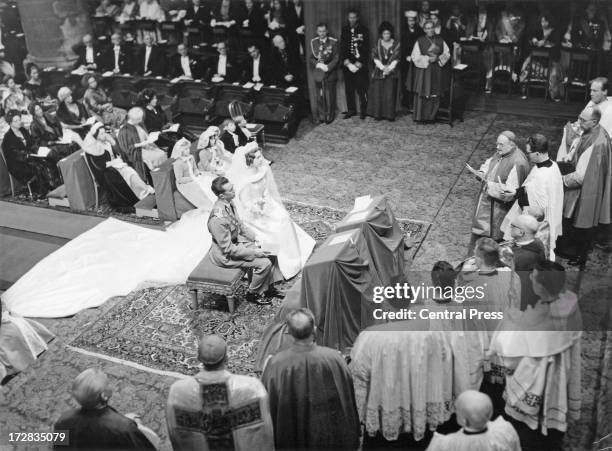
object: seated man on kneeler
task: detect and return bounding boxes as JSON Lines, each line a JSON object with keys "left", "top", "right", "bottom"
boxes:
{"left": 208, "top": 176, "right": 280, "bottom": 305}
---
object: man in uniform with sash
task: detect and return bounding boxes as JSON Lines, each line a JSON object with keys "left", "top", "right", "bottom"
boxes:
{"left": 310, "top": 23, "right": 339, "bottom": 124}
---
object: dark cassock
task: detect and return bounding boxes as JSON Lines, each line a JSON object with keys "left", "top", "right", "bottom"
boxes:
{"left": 117, "top": 123, "right": 148, "bottom": 182}
{"left": 508, "top": 239, "right": 546, "bottom": 310}
{"left": 367, "top": 36, "right": 401, "bottom": 121}
{"left": 53, "top": 406, "right": 155, "bottom": 450}
{"left": 340, "top": 20, "right": 369, "bottom": 118}
{"left": 411, "top": 32, "right": 451, "bottom": 122}
{"left": 261, "top": 342, "right": 360, "bottom": 449}
{"left": 401, "top": 12, "right": 422, "bottom": 107}
{"left": 471, "top": 145, "right": 530, "bottom": 240}
{"left": 309, "top": 34, "right": 339, "bottom": 123}
{"left": 166, "top": 370, "right": 274, "bottom": 450}
{"left": 556, "top": 124, "right": 612, "bottom": 258}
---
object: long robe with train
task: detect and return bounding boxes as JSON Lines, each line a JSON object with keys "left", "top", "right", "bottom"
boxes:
{"left": 557, "top": 123, "right": 612, "bottom": 229}
{"left": 261, "top": 342, "right": 360, "bottom": 450}
{"left": 166, "top": 370, "right": 274, "bottom": 451}
{"left": 411, "top": 34, "right": 450, "bottom": 121}
{"left": 501, "top": 159, "right": 564, "bottom": 260}
{"left": 472, "top": 148, "right": 530, "bottom": 239}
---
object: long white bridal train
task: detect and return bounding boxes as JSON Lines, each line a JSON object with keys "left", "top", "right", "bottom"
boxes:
{"left": 2, "top": 209, "right": 212, "bottom": 318}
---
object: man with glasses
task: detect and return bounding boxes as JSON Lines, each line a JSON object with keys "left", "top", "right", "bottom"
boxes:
{"left": 555, "top": 108, "right": 612, "bottom": 264}
{"left": 207, "top": 176, "right": 279, "bottom": 304}
{"left": 469, "top": 131, "right": 530, "bottom": 244}
{"left": 500, "top": 134, "right": 564, "bottom": 260}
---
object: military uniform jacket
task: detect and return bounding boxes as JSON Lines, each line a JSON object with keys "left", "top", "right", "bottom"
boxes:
{"left": 340, "top": 23, "right": 370, "bottom": 68}
{"left": 207, "top": 199, "right": 258, "bottom": 266}
{"left": 310, "top": 36, "right": 339, "bottom": 82}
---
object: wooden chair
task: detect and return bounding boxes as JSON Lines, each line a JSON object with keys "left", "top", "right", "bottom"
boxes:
{"left": 458, "top": 41, "right": 484, "bottom": 91}
{"left": 229, "top": 99, "right": 253, "bottom": 122}
{"left": 490, "top": 43, "right": 516, "bottom": 94}
{"left": 564, "top": 49, "right": 592, "bottom": 103}
{"left": 523, "top": 48, "right": 552, "bottom": 100}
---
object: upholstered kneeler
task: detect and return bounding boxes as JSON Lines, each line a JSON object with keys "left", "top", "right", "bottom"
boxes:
{"left": 151, "top": 158, "right": 195, "bottom": 221}
{"left": 186, "top": 253, "right": 246, "bottom": 313}
{"left": 58, "top": 150, "right": 97, "bottom": 211}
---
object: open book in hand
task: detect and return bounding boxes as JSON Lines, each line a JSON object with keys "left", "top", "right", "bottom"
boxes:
{"left": 35, "top": 146, "right": 52, "bottom": 157}
{"left": 147, "top": 131, "right": 161, "bottom": 143}
{"left": 164, "top": 123, "right": 180, "bottom": 133}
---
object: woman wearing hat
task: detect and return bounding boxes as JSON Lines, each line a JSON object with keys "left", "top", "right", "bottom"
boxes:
{"left": 171, "top": 138, "right": 216, "bottom": 209}
{"left": 56, "top": 86, "right": 91, "bottom": 139}
{"left": 367, "top": 21, "right": 401, "bottom": 121}
{"left": 83, "top": 121, "right": 154, "bottom": 210}
{"left": 82, "top": 74, "right": 126, "bottom": 129}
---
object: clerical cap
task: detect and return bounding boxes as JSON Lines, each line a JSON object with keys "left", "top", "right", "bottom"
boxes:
{"left": 198, "top": 334, "right": 227, "bottom": 365}
{"left": 405, "top": 10, "right": 418, "bottom": 18}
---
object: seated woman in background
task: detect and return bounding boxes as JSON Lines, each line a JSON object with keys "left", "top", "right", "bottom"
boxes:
{"left": 194, "top": 126, "right": 232, "bottom": 175}
{"left": 29, "top": 102, "right": 80, "bottom": 163}
{"left": 266, "top": 0, "right": 287, "bottom": 37}
{"left": 136, "top": 88, "right": 195, "bottom": 150}
{"left": 219, "top": 118, "right": 248, "bottom": 153}
{"left": 519, "top": 12, "right": 562, "bottom": 101}
{"left": 84, "top": 122, "right": 154, "bottom": 210}
{"left": 228, "top": 142, "right": 315, "bottom": 279}
{"left": 2, "top": 76, "right": 30, "bottom": 114}
{"left": 56, "top": 87, "right": 91, "bottom": 140}
{"left": 23, "top": 64, "right": 48, "bottom": 102}
{"left": 2, "top": 110, "right": 59, "bottom": 195}
{"left": 0, "top": 301, "right": 55, "bottom": 383}
{"left": 171, "top": 138, "right": 215, "bottom": 208}
{"left": 82, "top": 74, "right": 126, "bottom": 129}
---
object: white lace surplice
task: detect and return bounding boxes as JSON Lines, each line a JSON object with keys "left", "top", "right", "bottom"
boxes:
{"left": 349, "top": 327, "right": 454, "bottom": 441}
{"left": 1, "top": 209, "right": 212, "bottom": 318}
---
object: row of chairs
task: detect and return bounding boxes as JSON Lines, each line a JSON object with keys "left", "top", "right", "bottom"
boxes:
{"left": 459, "top": 42, "right": 592, "bottom": 102}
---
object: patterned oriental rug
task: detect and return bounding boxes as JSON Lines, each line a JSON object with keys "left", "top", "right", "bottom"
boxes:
{"left": 69, "top": 201, "right": 428, "bottom": 377}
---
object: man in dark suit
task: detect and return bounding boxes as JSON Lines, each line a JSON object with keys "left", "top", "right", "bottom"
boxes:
{"left": 340, "top": 10, "right": 369, "bottom": 119}
{"left": 507, "top": 214, "right": 546, "bottom": 310}
{"left": 170, "top": 43, "right": 204, "bottom": 79}
{"left": 243, "top": 43, "right": 274, "bottom": 84}
{"left": 208, "top": 40, "right": 239, "bottom": 82}
{"left": 102, "top": 33, "right": 133, "bottom": 74}
{"left": 239, "top": 0, "right": 268, "bottom": 47}
{"left": 73, "top": 34, "right": 103, "bottom": 70}
{"left": 136, "top": 34, "right": 166, "bottom": 76}
{"left": 184, "top": 0, "right": 212, "bottom": 42}
{"left": 53, "top": 368, "right": 157, "bottom": 450}
{"left": 285, "top": 0, "right": 305, "bottom": 55}
{"left": 271, "top": 34, "right": 302, "bottom": 86}
{"left": 219, "top": 119, "right": 248, "bottom": 153}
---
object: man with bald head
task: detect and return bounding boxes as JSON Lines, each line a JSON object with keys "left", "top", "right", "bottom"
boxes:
{"left": 53, "top": 368, "right": 157, "bottom": 450}
{"left": 470, "top": 131, "right": 530, "bottom": 242}
{"left": 102, "top": 33, "right": 132, "bottom": 74}
{"left": 427, "top": 390, "right": 521, "bottom": 450}
{"left": 261, "top": 308, "right": 360, "bottom": 449}
{"left": 556, "top": 106, "right": 612, "bottom": 264}
{"left": 166, "top": 334, "right": 274, "bottom": 450}
{"left": 506, "top": 213, "right": 546, "bottom": 309}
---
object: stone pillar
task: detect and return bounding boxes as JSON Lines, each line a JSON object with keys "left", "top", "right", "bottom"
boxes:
{"left": 17, "top": 0, "right": 91, "bottom": 69}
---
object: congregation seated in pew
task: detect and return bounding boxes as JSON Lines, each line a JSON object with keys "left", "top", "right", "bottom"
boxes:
{"left": 117, "top": 106, "right": 168, "bottom": 183}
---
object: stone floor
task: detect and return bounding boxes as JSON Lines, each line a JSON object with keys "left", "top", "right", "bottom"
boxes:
{"left": 2, "top": 109, "right": 609, "bottom": 451}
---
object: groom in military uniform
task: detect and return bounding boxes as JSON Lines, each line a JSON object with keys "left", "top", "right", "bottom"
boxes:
{"left": 207, "top": 176, "right": 278, "bottom": 305}
{"left": 310, "top": 23, "right": 339, "bottom": 124}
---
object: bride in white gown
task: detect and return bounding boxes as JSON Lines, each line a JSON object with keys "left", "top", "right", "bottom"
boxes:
{"left": 1, "top": 208, "right": 213, "bottom": 318}
{"left": 227, "top": 143, "right": 315, "bottom": 279}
